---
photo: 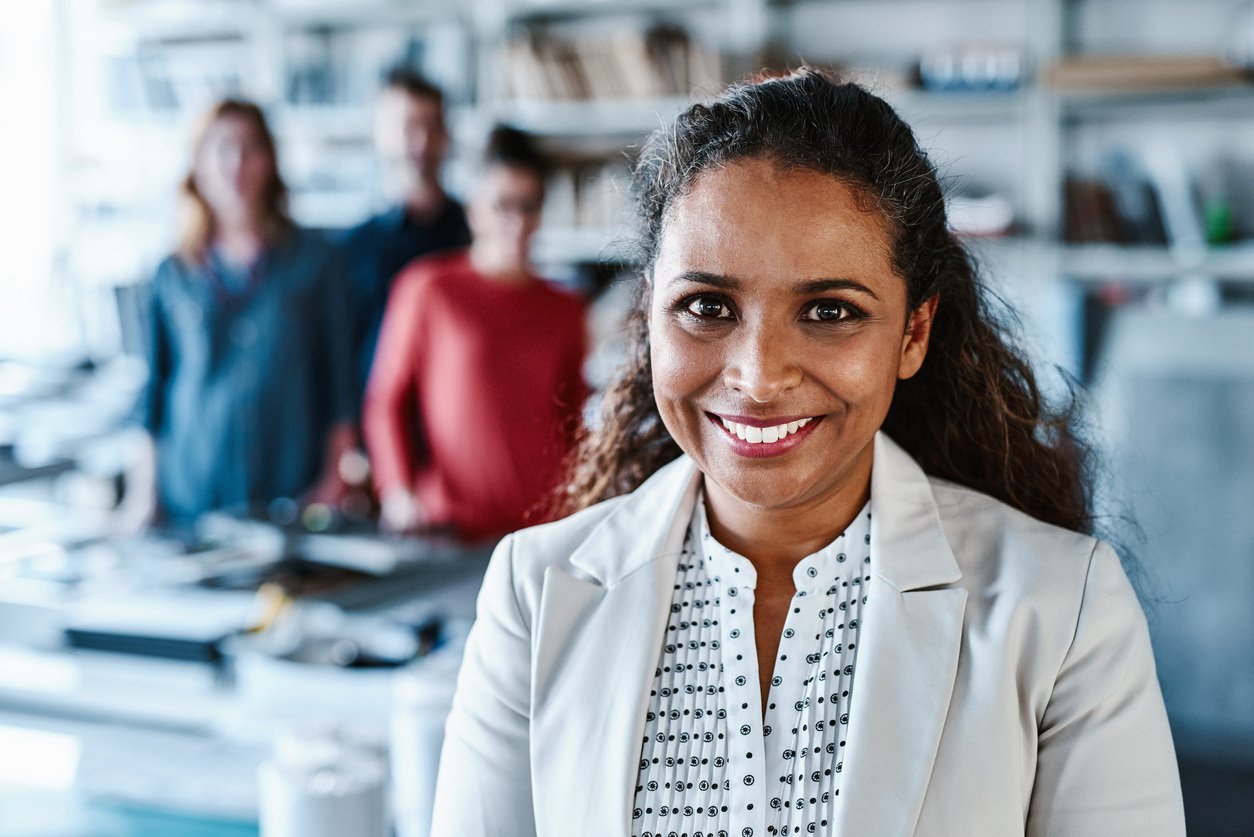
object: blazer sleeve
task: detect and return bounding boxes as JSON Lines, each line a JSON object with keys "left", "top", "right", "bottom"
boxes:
{"left": 431, "top": 534, "right": 537, "bottom": 837}
{"left": 1026, "top": 542, "right": 1186, "bottom": 837}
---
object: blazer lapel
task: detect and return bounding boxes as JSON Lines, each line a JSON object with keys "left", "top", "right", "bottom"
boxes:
{"left": 833, "top": 434, "right": 968, "bottom": 837}
{"left": 530, "top": 457, "right": 701, "bottom": 837}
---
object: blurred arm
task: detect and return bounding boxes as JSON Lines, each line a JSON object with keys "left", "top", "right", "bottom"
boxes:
{"left": 362, "top": 268, "right": 427, "bottom": 529}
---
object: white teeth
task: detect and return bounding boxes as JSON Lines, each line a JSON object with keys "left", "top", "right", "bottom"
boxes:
{"left": 718, "top": 416, "right": 815, "bottom": 444}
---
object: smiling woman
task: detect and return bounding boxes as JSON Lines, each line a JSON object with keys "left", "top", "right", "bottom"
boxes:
{"left": 430, "top": 69, "right": 1186, "bottom": 837}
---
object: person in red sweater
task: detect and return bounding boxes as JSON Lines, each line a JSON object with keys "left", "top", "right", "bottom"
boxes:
{"left": 364, "top": 126, "right": 588, "bottom": 540}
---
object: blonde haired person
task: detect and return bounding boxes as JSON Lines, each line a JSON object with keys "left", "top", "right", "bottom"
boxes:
{"left": 125, "top": 99, "right": 355, "bottom": 527}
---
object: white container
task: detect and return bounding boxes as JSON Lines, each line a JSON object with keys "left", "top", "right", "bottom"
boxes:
{"left": 258, "top": 730, "right": 389, "bottom": 837}
{"left": 391, "top": 641, "right": 466, "bottom": 837}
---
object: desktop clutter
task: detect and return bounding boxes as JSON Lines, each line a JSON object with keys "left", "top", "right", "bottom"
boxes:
{"left": 0, "top": 496, "right": 490, "bottom": 837}
{"left": 0, "top": 65, "right": 588, "bottom": 836}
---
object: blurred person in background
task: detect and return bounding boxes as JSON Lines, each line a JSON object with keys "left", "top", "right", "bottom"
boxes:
{"left": 363, "top": 126, "right": 587, "bottom": 541}
{"left": 340, "top": 69, "right": 471, "bottom": 403}
{"left": 120, "top": 99, "right": 355, "bottom": 529}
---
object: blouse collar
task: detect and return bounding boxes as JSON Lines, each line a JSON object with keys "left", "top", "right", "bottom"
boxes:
{"left": 693, "top": 487, "right": 871, "bottom": 594}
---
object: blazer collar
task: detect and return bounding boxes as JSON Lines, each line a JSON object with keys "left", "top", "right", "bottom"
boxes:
{"left": 532, "top": 456, "right": 699, "bottom": 837}
{"left": 869, "top": 432, "right": 963, "bottom": 591}
{"left": 566, "top": 432, "right": 961, "bottom": 591}
{"left": 540, "top": 434, "right": 966, "bottom": 837}
{"left": 567, "top": 453, "right": 701, "bottom": 586}
{"left": 837, "top": 432, "right": 967, "bottom": 837}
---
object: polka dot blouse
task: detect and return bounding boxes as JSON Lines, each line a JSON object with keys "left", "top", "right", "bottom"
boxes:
{"left": 633, "top": 494, "right": 872, "bottom": 837}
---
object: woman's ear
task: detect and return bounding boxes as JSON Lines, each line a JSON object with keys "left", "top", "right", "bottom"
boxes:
{"left": 898, "top": 294, "right": 939, "bottom": 380}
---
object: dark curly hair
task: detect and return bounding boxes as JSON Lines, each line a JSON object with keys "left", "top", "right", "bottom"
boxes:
{"left": 559, "top": 68, "right": 1093, "bottom": 534}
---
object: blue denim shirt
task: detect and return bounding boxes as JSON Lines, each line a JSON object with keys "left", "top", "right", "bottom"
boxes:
{"left": 138, "top": 228, "right": 355, "bottom": 523}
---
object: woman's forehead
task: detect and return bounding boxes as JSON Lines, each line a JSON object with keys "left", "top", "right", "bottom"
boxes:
{"left": 202, "top": 117, "right": 260, "bottom": 148}
{"left": 654, "top": 159, "right": 898, "bottom": 291}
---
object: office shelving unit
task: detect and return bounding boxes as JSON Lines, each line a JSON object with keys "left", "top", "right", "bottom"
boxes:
{"left": 56, "top": 0, "right": 1254, "bottom": 362}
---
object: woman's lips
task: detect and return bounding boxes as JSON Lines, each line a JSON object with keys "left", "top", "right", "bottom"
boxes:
{"left": 706, "top": 412, "right": 823, "bottom": 457}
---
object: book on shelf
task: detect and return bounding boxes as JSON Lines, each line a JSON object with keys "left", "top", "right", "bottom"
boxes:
{"left": 1064, "top": 146, "right": 1214, "bottom": 251}
{"left": 1045, "top": 54, "right": 1248, "bottom": 91}
{"left": 542, "top": 161, "right": 633, "bottom": 233}
{"left": 503, "top": 23, "right": 720, "bottom": 101}
{"left": 1064, "top": 178, "right": 1128, "bottom": 244}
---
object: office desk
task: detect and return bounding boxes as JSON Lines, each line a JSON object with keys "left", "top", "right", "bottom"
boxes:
{"left": 0, "top": 787, "right": 257, "bottom": 836}
{"left": 0, "top": 526, "right": 490, "bottom": 836}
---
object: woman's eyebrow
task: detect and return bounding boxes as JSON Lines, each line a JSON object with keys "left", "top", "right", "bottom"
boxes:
{"left": 666, "top": 270, "right": 739, "bottom": 290}
{"left": 795, "top": 278, "right": 880, "bottom": 300}
{"left": 667, "top": 271, "right": 881, "bottom": 302}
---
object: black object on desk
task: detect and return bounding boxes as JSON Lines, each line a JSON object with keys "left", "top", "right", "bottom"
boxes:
{"left": 64, "top": 627, "right": 226, "bottom": 664}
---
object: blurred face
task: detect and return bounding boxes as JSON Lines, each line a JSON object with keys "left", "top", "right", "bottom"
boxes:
{"left": 468, "top": 165, "right": 545, "bottom": 266}
{"left": 193, "top": 114, "right": 274, "bottom": 220}
{"left": 649, "top": 158, "right": 936, "bottom": 518}
{"left": 375, "top": 88, "right": 448, "bottom": 190}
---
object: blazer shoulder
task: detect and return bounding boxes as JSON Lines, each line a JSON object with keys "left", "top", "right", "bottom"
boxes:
{"left": 509, "top": 496, "right": 630, "bottom": 571}
{"left": 927, "top": 477, "right": 1103, "bottom": 603}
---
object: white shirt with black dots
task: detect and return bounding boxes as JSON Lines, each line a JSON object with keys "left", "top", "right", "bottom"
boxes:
{"left": 633, "top": 494, "right": 872, "bottom": 837}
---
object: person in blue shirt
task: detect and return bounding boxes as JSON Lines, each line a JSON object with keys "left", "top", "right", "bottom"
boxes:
{"left": 124, "top": 99, "right": 356, "bottom": 527}
{"left": 339, "top": 70, "right": 471, "bottom": 403}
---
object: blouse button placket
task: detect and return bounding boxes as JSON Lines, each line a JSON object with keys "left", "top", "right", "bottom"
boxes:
{"left": 713, "top": 541, "right": 766, "bottom": 835}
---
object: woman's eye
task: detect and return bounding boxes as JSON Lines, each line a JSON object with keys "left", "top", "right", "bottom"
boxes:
{"left": 685, "top": 297, "right": 733, "bottom": 319}
{"left": 803, "top": 301, "right": 855, "bottom": 322}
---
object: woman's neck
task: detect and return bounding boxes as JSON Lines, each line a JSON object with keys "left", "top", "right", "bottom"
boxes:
{"left": 214, "top": 215, "right": 264, "bottom": 266}
{"left": 701, "top": 461, "right": 871, "bottom": 574}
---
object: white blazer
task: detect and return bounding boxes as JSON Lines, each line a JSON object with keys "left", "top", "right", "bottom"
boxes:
{"left": 431, "top": 433, "right": 1186, "bottom": 837}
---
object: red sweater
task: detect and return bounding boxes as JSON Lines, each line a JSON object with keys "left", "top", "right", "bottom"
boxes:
{"left": 363, "top": 250, "right": 587, "bottom": 539}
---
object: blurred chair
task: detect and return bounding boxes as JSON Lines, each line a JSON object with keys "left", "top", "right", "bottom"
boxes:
{"left": 1095, "top": 307, "right": 1254, "bottom": 836}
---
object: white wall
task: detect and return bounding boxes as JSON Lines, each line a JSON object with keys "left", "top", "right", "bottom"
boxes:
{"left": 0, "top": 3, "right": 78, "bottom": 359}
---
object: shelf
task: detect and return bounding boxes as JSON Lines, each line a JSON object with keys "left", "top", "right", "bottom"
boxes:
{"left": 92, "top": 1, "right": 262, "bottom": 43}
{"left": 494, "top": 96, "right": 695, "bottom": 137}
{"left": 273, "top": 2, "right": 464, "bottom": 29}
{"left": 1058, "top": 82, "right": 1254, "bottom": 121}
{"left": 93, "top": 0, "right": 465, "bottom": 41}
{"left": 1059, "top": 243, "right": 1254, "bottom": 283}
{"left": 885, "top": 88, "right": 1032, "bottom": 123}
{"left": 504, "top": 0, "right": 723, "bottom": 23}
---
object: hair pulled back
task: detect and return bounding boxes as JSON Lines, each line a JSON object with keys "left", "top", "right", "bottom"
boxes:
{"left": 561, "top": 68, "right": 1092, "bottom": 534}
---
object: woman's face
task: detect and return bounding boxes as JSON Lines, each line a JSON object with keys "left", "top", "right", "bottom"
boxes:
{"left": 468, "top": 164, "right": 544, "bottom": 266}
{"left": 193, "top": 114, "right": 274, "bottom": 220}
{"left": 649, "top": 157, "right": 936, "bottom": 518}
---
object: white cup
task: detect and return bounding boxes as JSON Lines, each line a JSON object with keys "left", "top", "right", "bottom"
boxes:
{"left": 391, "top": 644, "right": 464, "bottom": 837}
{"left": 259, "top": 729, "right": 389, "bottom": 837}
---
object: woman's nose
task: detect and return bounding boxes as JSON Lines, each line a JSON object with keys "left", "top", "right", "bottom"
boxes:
{"left": 721, "top": 324, "right": 803, "bottom": 403}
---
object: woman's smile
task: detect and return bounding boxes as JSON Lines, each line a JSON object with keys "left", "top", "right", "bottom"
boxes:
{"left": 706, "top": 412, "right": 823, "bottom": 457}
